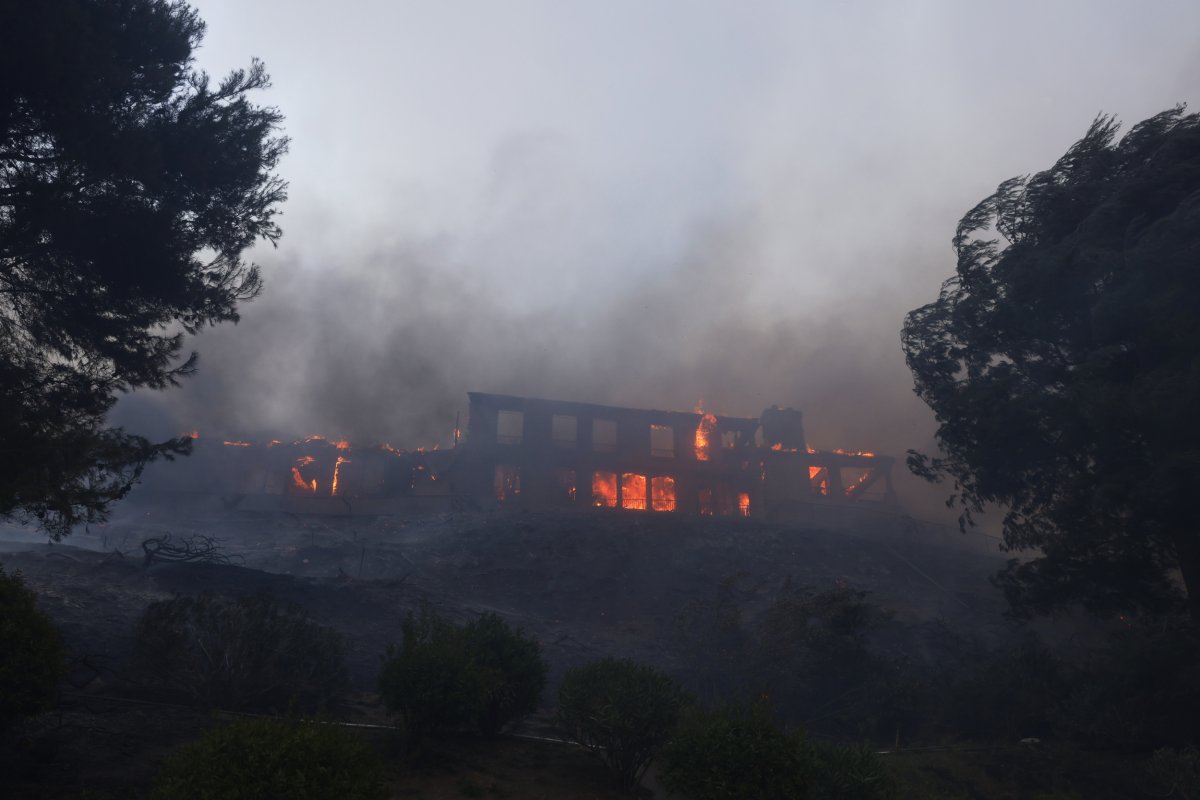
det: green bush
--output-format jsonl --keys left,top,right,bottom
{"left": 660, "top": 701, "right": 807, "bottom": 800}
{"left": 378, "top": 606, "right": 476, "bottom": 744}
{"left": 0, "top": 565, "right": 65, "bottom": 730}
{"left": 557, "top": 657, "right": 691, "bottom": 793}
{"left": 806, "top": 741, "right": 897, "bottom": 800}
{"left": 151, "top": 716, "right": 388, "bottom": 800}
{"left": 464, "top": 612, "right": 548, "bottom": 736}
{"left": 135, "top": 594, "right": 347, "bottom": 712}
{"left": 378, "top": 607, "right": 548, "bottom": 743}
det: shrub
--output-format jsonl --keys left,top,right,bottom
{"left": 0, "top": 566, "right": 65, "bottom": 730}
{"left": 463, "top": 612, "right": 548, "bottom": 736}
{"left": 660, "top": 701, "right": 807, "bottom": 800}
{"left": 135, "top": 594, "right": 347, "bottom": 712}
{"left": 378, "top": 606, "right": 475, "bottom": 744}
{"left": 557, "top": 657, "right": 691, "bottom": 793}
{"left": 805, "top": 741, "right": 897, "bottom": 800}
{"left": 378, "top": 607, "right": 549, "bottom": 743}
{"left": 151, "top": 716, "right": 388, "bottom": 800}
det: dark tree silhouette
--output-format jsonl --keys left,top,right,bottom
{"left": 0, "top": 0, "right": 287, "bottom": 538}
{"left": 903, "top": 107, "right": 1200, "bottom": 625}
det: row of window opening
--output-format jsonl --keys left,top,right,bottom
{"left": 496, "top": 411, "right": 736, "bottom": 456}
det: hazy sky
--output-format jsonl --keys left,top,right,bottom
{"left": 118, "top": 1, "right": 1200, "bottom": 518}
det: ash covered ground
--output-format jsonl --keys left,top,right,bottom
{"left": 0, "top": 499, "right": 1015, "bottom": 699}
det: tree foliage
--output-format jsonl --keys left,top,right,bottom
{"left": 902, "top": 107, "right": 1200, "bottom": 623}
{"left": 0, "top": 0, "right": 287, "bottom": 538}
{"left": 0, "top": 565, "right": 66, "bottom": 730}
{"left": 556, "top": 657, "right": 692, "bottom": 793}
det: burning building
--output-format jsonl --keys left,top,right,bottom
{"left": 457, "top": 392, "right": 896, "bottom": 518}
{"left": 146, "top": 392, "right": 896, "bottom": 519}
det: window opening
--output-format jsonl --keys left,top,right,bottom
{"left": 651, "top": 476, "right": 676, "bottom": 511}
{"left": 621, "top": 473, "right": 647, "bottom": 510}
{"left": 592, "top": 471, "right": 617, "bottom": 507}
{"left": 497, "top": 410, "right": 524, "bottom": 444}
{"left": 650, "top": 424, "right": 675, "bottom": 458}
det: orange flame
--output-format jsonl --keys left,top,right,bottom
{"left": 694, "top": 413, "right": 717, "bottom": 461}
{"left": 331, "top": 456, "right": 351, "bottom": 495}
{"left": 737, "top": 492, "right": 751, "bottom": 517}
{"left": 651, "top": 476, "right": 676, "bottom": 512}
{"left": 266, "top": 439, "right": 282, "bottom": 447}
{"left": 333, "top": 439, "right": 351, "bottom": 451}
{"left": 621, "top": 473, "right": 647, "bottom": 510}
{"left": 184, "top": 430, "right": 200, "bottom": 440}
{"left": 592, "top": 471, "right": 617, "bottom": 508}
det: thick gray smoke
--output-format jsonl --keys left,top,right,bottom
{"left": 110, "top": 0, "right": 1200, "bottom": 524}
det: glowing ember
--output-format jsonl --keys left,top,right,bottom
{"left": 222, "top": 440, "right": 251, "bottom": 447}
{"left": 651, "top": 476, "right": 676, "bottom": 511}
{"left": 266, "top": 439, "right": 282, "bottom": 447}
{"left": 699, "top": 488, "right": 714, "bottom": 516}
{"left": 184, "top": 430, "right": 200, "bottom": 439}
{"left": 621, "top": 473, "right": 647, "bottom": 510}
{"left": 331, "top": 456, "right": 351, "bottom": 495}
{"left": 737, "top": 492, "right": 751, "bottom": 517}
{"left": 833, "top": 448, "right": 875, "bottom": 457}
{"left": 694, "top": 413, "right": 717, "bottom": 461}
{"left": 333, "top": 439, "right": 351, "bottom": 451}
{"left": 592, "top": 471, "right": 617, "bottom": 508}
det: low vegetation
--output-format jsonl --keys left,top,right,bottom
{"left": 134, "top": 593, "right": 348, "bottom": 712}
{"left": 151, "top": 717, "right": 389, "bottom": 800}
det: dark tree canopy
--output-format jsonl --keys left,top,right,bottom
{"left": 903, "top": 107, "right": 1200, "bottom": 624}
{"left": 0, "top": 0, "right": 287, "bottom": 538}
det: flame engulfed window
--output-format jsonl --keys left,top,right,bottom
{"left": 651, "top": 476, "right": 676, "bottom": 511}
{"left": 694, "top": 414, "right": 717, "bottom": 461}
{"left": 592, "top": 471, "right": 617, "bottom": 507}
{"left": 621, "top": 473, "right": 647, "bottom": 510}
{"left": 494, "top": 464, "right": 520, "bottom": 501}
{"left": 809, "top": 466, "right": 829, "bottom": 496}
{"left": 737, "top": 492, "right": 751, "bottom": 517}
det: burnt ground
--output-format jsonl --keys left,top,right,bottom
{"left": 0, "top": 501, "right": 1030, "bottom": 797}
